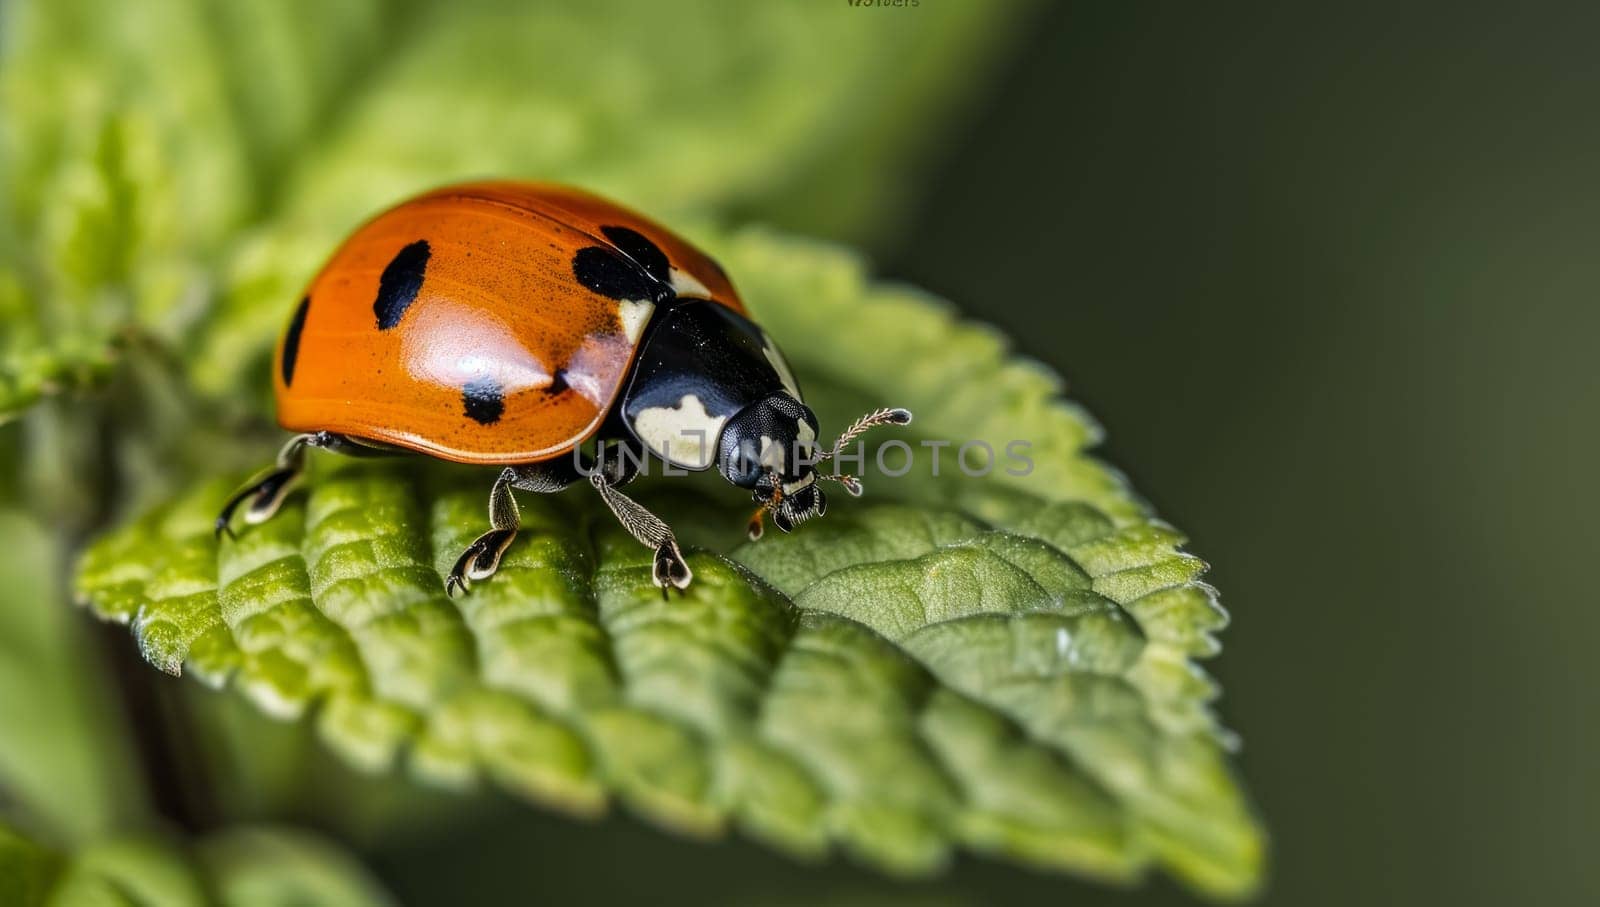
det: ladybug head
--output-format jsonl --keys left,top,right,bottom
{"left": 718, "top": 394, "right": 823, "bottom": 530}
{"left": 718, "top": 394, "right": 912, "bottom": 540}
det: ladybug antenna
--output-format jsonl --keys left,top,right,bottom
{"left": 818, "top": 408, "right": 913, "bottom": 461}
{"left": 817, "top": 472, "right": 865, "bottom": 497}
{"left": 815, "top": 407, "right": 912, "bottom": 497}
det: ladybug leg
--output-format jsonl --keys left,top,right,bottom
{"left": 217, "top": 432, "right": 391, "bottom": 539}
{"left": 588, "top": 471, "right": 692, "bottom": 594}
{"left": 445, "top": 468, "right": 523, "bottom": 597}
{"left": 444, "top": 461, "right": 583, "bottom": 596}
{"left": 215, "top": 432, "right": 325, "bottom": 539}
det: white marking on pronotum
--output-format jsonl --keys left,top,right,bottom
{"left": 670, "top": 268, "right": 712, "bottom": 299}
{"left": 762, "top": 336, "right": 802, "bottom": 399}
{"left": 782, "top": 473, "right": 816, "bottom": 495}
{"left": 618, "top": 299, "right": 654, "bottom": 344}
{"left": 634, "top": 394, "right": 726, "bottom": 469}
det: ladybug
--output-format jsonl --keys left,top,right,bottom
{"left": 216, "top": 182, "right": 910, "bottom": 595}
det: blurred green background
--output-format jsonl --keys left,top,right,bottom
{"left": 892, "top": 4, "right": 1594, "bottom": 904}
{"left": 2, "top": 1, "right": 1592, "bottom": 904}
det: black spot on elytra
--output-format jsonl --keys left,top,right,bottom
{"left": 462, "top": 377, "right": 504, "bottom": 425}
{"left": 601, "top": 225, "right": 671, "bottom": 284}
{"left": 545, "top": 370, "right": 569, "bottom": 395}
{"left": 573, "top": 247, "right": 671, "bottom": 304}
{"left": 281, "top": 296, "right": 310, "bottom": 386}
{"left": 374, "top": 240, "right": 430, "bottom": 330}
{"left": 572, "top": 226, "right": 676, "bottom": 304}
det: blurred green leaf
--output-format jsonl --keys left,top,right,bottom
{"left": 0, "top": 824, "right": 59, "bottom": 907}
{"left": 192, "top": 827, "right": 398, "bottom": 907}
{"left": 77, "top": 230, "right": 1262, "bottom": 897}
{"left": 0, "top": 0, "right": 1027, "bottom": 419}
{"left": 0, "top": 0, "right": 258, "bottom": 420}
{"left": 0, "top": 510, "right": 144, "bottom": 843}
{"left": 0, "top": 821, "right": 394, "bottom": 907}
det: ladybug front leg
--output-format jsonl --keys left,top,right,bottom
{"left": 587, "top": 471, "right": 692, "bottom": 594}
{"left": 445, "top": 468, "right": 523, "bottom": 597}
{"left": 217, "top": 432, "right": 393, "bottom": 539}
{"left": 215, "top": 432, "right": 324, "bottom": 538}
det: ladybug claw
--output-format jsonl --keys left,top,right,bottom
{"left": 214, "top": 485, "right": 259, "bottom": 541}
{"left": 446, "top": 528, "right": 516, "bottom": 596}
{"left": 651, "top": 542, "right": 692, "bottom": 592}
{"left": 216, "top": 466, "right": 302, "bottom": 541}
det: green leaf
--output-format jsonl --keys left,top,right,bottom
{"left": 0, "top": 822, "right": 394, "bottom": 907}
{"left": 0, "top": 0, "right": 1027, "bottom": 419}
{"left": 77, "top": 229, "right": 1263, "bottom": 897}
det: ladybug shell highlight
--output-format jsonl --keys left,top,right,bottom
{"left": 274, "top": 182, "right": 744, "bottom": 464}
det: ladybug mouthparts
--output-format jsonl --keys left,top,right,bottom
{"left": 771, "top": 475, "right": 827, "bottom": 532}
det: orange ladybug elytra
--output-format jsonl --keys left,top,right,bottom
{"left": 217, "top": 182, "right": 910, "bottom": 595}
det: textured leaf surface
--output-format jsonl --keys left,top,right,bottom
{"left": 78, "top": 230, "right": 1263, "bottom": 896}
{"left": 0, "top": 822, "right": 393, "bottom": 907}
{"left": 0, "top": 0, "right": 1023, "bottom": 419}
